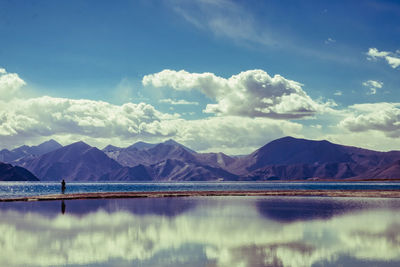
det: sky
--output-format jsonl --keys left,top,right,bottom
{"left": 0, "top": 0, "right": 399, "bottom": 154}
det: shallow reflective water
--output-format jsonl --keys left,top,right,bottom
{"left": 0, "top": 196, "right": 399, "bottom": 267}
{"left": 1, "top": 181, "right": 400, "bottom": 198}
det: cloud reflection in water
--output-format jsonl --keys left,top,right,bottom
{"left": 0, "top": 197, "right": 399, "bottom": 267}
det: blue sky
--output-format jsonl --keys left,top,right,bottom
{"left": 0, "top": 0, "right": 399, "bottom": 153}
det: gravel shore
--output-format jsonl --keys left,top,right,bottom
{"left": 1, "top": 189, "right": 399, "bottom": 202}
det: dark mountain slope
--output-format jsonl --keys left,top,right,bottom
{"left": 0, "top": 139, "right": 62, "bottom": 163}
{"left": 194, "top": 152, "right": 236, "bottom": 169}
{"left": 10, "top": 136, "right": 400, "bottom": 181}
{"left": 149, "top": 159, "right": 238, "bottom": 181}
{"left": 19, "top": 141, "right": 122, "bottom": 181}
{"left": 103, "top": 139, "right": 197, "bottom": 167}
{"left": 100, "top": 164, "right": 153, "bottom": 181}
{"left": 0, "top": 162, "right": 39, "bottom": 181}
{"left": 352, "top": 160, "right": 400, "bottom": 180}
{"left": 247, "top": 137, "right": 353, "bottom": 170}
{"left": 228, "top": 136, "right": 400, "bottom": 180}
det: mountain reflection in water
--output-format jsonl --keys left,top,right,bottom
{"left": 0, "top": 196, "right": 399, "bottom": 267}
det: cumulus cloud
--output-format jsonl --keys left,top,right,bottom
{"left": 0, "top": 67, "right": 26, "bottom": 101}
{"left": 0, "top": 68, "right": 302, "bottom": 153}
{"left": 0, "top": 95, "right": 302, "bottom": 153}
{"left": 0, "top": 96, "right": 179, "bottom": 145}
{"left": 339, "top": 103, "right": 400, "bottom": 138}
{"left": 362, "top": 80, "right": 383, "bottom": 95}
{"left": 159, "top": 98, "right": 199, "bottom": 105}
{"left": 367, "top": 48, "right": 400, "bottom": 69}
{"left": 168, "top": 116, "right": 302, "bottom": 154}
{"left": 143, "top": 69, "right": 333, "bottom": 119}
{"left": 3, "top": 66, "right": 400, "bottom": 153}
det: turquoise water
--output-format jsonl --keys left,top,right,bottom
{"left": 0, "top": 181, "right": 400, "bottom": 198}
{"left": 0, "top": 196, "right": 399, "bottom": 266}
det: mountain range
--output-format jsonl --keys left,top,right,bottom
{"left": 1, "top": 136, "right": 400, "bottom": 181}
{"left": 0, "top": 139, "right": 62, "bottom": 163}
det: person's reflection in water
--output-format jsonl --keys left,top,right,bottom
{"left": 61, "top": 179, "right": 66, "bottom": 194}
{"left": 61, "top": 200, "right": 66, "bottom": 214}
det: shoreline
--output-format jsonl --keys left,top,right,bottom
{"left": 1, "top": 189, "right": 399, "bottom": 202}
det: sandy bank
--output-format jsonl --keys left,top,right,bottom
{"left": 0, "top": 189, "right": 399, "bottom": 202}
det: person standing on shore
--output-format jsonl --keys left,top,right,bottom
{"left": 61, "top": 179, "right": 66, "bottom": 194}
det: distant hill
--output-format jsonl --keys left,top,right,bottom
{"left": 351, "top": 160, "right": 400, "bottom": 180}
{"left": 228, "top": 137, "right": 400, "bottom": 180}
{"left": 194, "top": 152, "right": 237, "bottom": 171}
{"left": 249, "top": 137, "right": 353, "bottom": 168}
{"left": 103, "top": 139, "right": 197, "bottom": 167}
{"left": 100, "top": 164, "right": 153, "bottom": 181}
{"left": 17, "top": 140, "right": 238, "bottom": 181}
{"left": 148, "top": 158, "right": 238, "bottom": 181}
{"left": 19, "top": 141, "right": 122, "bottom": 181}
{"left": 0, "top": 139, "right": 62, "bottom": 163}
{"left": 0, "top": 162, "right": 39, "bottom": 181}
{"left": 11, "top": 136, "right": 400, "bottom": 181}
{"left": 128, "top": 141, "right": 157, "bottom": 150}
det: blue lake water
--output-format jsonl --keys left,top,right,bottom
{"left": 0, "top": 181, "right": 400, "bottom": 199}
{"left": 0, "top": 196, "right": 399, "bottom": 266}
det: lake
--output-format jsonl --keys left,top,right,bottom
{"left": 1, "top": 181, "right": 400, "bottom": 199}
{"left": 0, "top": 196, "right": 399, "bottom": 266}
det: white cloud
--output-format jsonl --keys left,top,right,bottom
{"left": 0, "top": 96, "right": 180, "bottom": 147}
{"left": 362, "top": 80, "right": 383, "bottom": 89}
{"left": 362, "top": 80, "right": 383, "bottom": 95}
{"left": 0, "top": 68, "right": 303, "bottom": 153}
{"left": 338, "top": 103, "right": 400, "bottom": 138}
{"left": 324, "top": 130, "right": 400, "bottom": 152}
{"left": 0, "top": 67, "right": 26, "bottom": 101}
{"left": 169, "top": 116, "right": 302, "bottom": 154}
{"left": 334, "top": 91, "right": 342, "bottom": 96}
{"left": 311, "top": 124, "right": 322, "bottom": 129}
{"left": 3, "top": 66, "right": 400, "bottom": 153}
{"left": 0, "top": 95, "right": 303, "bottom": 154}
{"left": 143, "top": 69, "right": 333, "bottom": 119}
{"left": 367, "top": 48, "right": 390, "bottom": 58}
{"left": 385, "top": 56, "right": 400, "bottom": 68}
{"left": 159, "top": 98, "right": 199, "bottom": 105}
{"left": 368, "top": 88, "right": 377, "bottom": 95}
{"left": 367, "top": 48, "right": 400, "bottom": 69}
{"left": 324, "top": 38, "right": 336, "bottom": 45}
